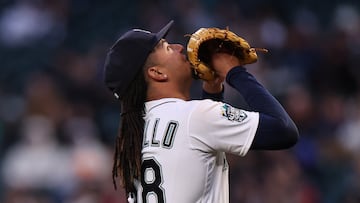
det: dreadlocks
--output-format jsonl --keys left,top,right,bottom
{"left": 112, "top": 69, "right": 147, "bottom": 194}
{"left": 112, "top": 55, "right": 156, "bottom": 194}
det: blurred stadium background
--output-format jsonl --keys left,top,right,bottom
{"left": 0, "top": 0, "right": 360, "bottom": 202}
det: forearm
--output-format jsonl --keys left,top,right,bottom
{"left": 226, "top": 66, "right": 286, "bottom": 117}
{"left": 226, "top": 66, "right": 298, "bottom": 149}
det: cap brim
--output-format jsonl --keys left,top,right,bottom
{"left": 156, "top": 20, "right": 174, "bottom": 41}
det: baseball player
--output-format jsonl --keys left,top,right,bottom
{"left": 103, "top": 20, "right": 298, "bottom": 203}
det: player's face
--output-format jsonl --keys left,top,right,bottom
{"left": 153, "top": 39, "right": 192, "bottom": 83}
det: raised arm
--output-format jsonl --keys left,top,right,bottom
{"left": 212, "top": 53, "right": 299, "bottom": 150}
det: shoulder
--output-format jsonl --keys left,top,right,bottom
{"left": 185, "top": 99, "right": 222, "bottom": 113}
{"left": 190, "top": 99, "right": 259, "bottom": 125}
{"left": 187, "top": 99, "right": 219, "bottom": 107}
{"left": 188, "top": 99, "right": 225, "bottom": 120}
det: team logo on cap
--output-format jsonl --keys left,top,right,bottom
{"left": 221, "top": 104, "right": 247, "bottom": 122}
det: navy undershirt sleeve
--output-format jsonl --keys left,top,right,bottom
{"left": 226, "top": 66, "right": 299, "bottom": 150}
{"left": 201, "top": 85, "right": 224, "bottom": 101}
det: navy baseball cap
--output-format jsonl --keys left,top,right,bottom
{"left": 104, "top": 20, "right": 174, "bottom": 99}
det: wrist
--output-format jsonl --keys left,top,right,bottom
{"left": 202, "top": 82, "right": 224, "bottom": 94}
{"left": 225, "top": 66, "right": 247, "bottom": 84}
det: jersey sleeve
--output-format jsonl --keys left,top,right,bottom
{"left": 188, "top": 100, "right": 259, "bottom": 156}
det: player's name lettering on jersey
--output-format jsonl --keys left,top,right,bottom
{"left": 143, "top": 118, "right": 179, "bottom": 149}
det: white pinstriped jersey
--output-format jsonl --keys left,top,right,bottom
{"left": 135, "top": 98, "right": 259, "bottom": 203}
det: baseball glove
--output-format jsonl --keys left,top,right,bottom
{"left": 186, "top": 27, "right": 268, "bottom": 81}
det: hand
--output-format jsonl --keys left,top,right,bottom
{"left": 202, "top": 75, "right": 224, "bottom": 94}
{"left": 211, "top": 53, "right": 241, "bottom": 79}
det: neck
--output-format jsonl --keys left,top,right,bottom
{"left": 147, "top": 91, "right": 190, "bottom": 101}
{"left": 147, "top": 84, "right": 190, "bottom": 101}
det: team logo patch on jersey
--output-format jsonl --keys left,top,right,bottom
{"left": 221, "top": 104, "right": 247, "bottom": 122}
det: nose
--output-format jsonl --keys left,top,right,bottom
{"left": 171, "top": 44, "right": 184, "bottom": 52}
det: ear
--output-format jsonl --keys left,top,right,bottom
{"left": 147, "top": 67, "right": 168, "bottom": 82}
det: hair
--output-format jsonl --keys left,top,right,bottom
{"left": 112, "top": 54, "right": 156, "bottom": 195}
